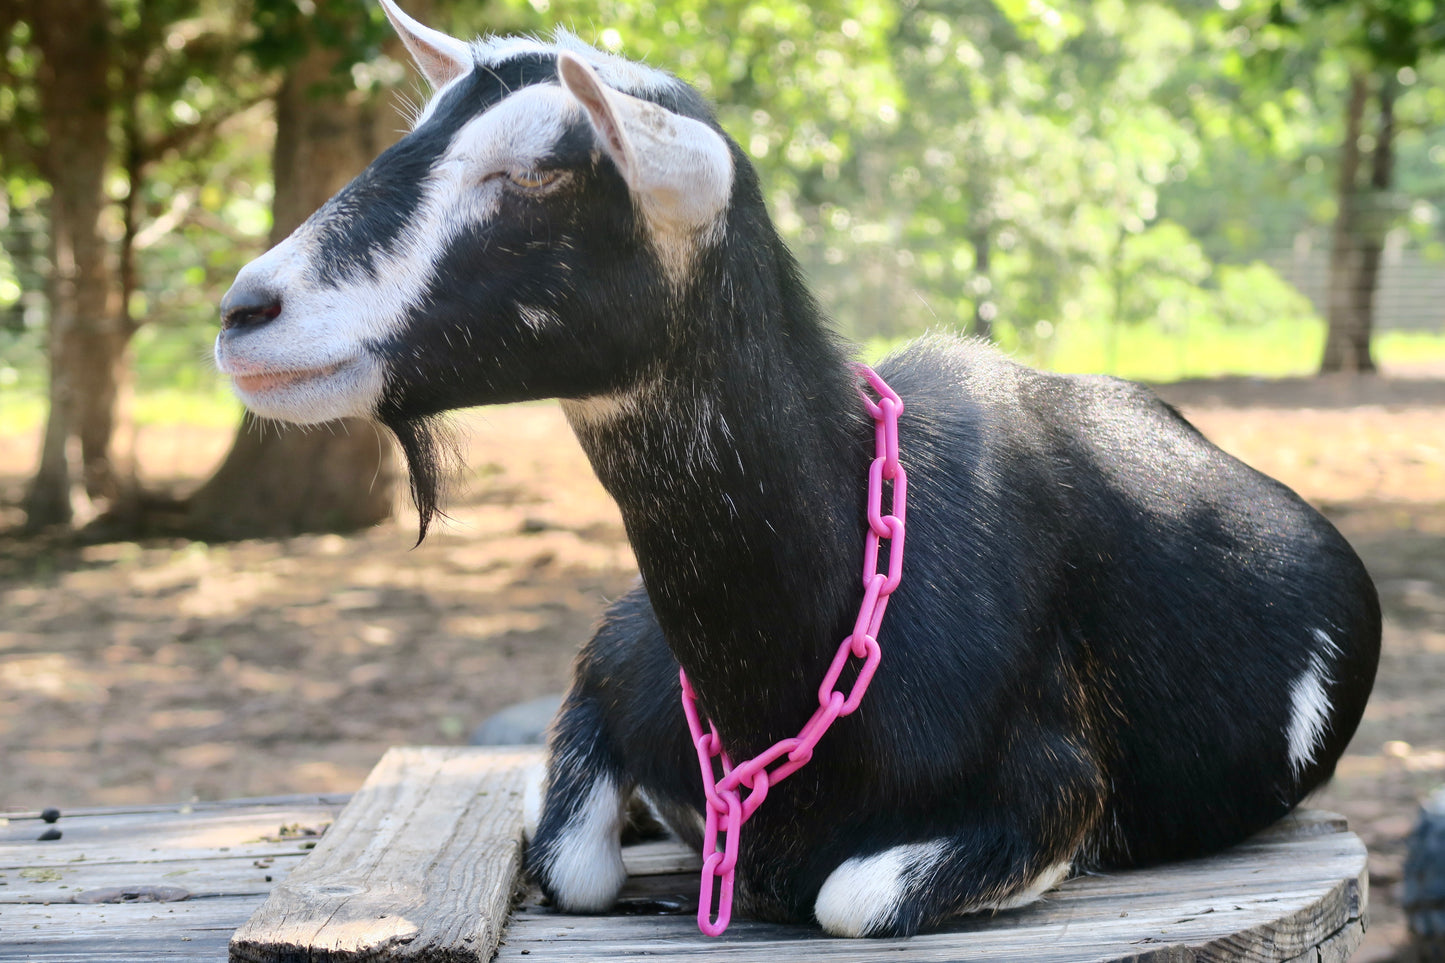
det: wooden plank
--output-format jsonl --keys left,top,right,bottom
{"left": 0, "top": 850, "right": 310, "bottom": 904}
{"left": 0, "top": 792, "right": 352, "bottom": 822}
{"left": 0, "top": 801, "right": 342, "bottom": 869}
{"left": 0, "top": 761, "right": 1368, "bottom": 963}
{"left": 229, "top": 746, "right": 541, "bottom": 963}
{"left": 621, "top": 838, "right": 701, "bottom": 877}
{"left": 494, "top": 809, "right": 1366, "bottom": 963}
{"left": 0, "top": 797, "right": 349, "bottom": 962}
{"left": 1280, "top": 916, "right": 1367, "bottom": 963}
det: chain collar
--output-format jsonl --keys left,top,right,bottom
{"left": 679, "top": 363, "right": 908, "bottom": 936}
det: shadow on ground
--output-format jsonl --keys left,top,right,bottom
{"left": 2, "top": 377, "right": 1443, "bottom": 961}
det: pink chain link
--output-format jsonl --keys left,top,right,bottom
{"left": 679, "top": 363, "right": 907, "bottom": 937}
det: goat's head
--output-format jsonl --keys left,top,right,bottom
{"left": 215, "top": 0, "right": 737, "bottom": 531}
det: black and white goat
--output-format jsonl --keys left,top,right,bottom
{"left": 216, "top": 1, "right": 1381, "bottom": 938}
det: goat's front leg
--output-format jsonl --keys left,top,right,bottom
{"left": 526, "top": 689, "right": 632, "bottom": 911}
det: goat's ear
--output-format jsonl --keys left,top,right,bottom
{"left": 557, "top": 52, "right": 733, "bottom": 232}
{"left": 378, "top": 0, "right": 472, "bottom": 89}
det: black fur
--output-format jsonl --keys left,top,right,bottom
{"left": 266, "top": 42, "right": 1382, "bottom": 936}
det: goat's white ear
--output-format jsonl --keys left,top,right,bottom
{"left": 378, "top": 0, "right": 472, "bottom": 89}
{"left": 557, "top": 52, "right": 733, "bottom": 232}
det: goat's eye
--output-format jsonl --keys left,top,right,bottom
{"left": 508, "top": 168, "right": 561, "bottom": 190}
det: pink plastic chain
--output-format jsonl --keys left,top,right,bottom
{"left": 679, "top": 363, "right": 907, "bottom": 937}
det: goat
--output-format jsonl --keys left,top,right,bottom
{"left": 215, "top": 1, "right": 1381, "bottom": 938}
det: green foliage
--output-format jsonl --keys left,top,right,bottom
{"left": 248, "top": 0, "right": 394, "bottom": 80}
{"left": 1284, "top": 0, "right": 1445, "bottom": 68}
{"left": 1215, "top": 261, "right": 1320, "bottom": 328}
{"left": 3, "top": 0, "right": 1443, "bottom": 412}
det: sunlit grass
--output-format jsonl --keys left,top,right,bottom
{"left": 0, "top": 394, "right": 46, "bottom": 434}
{"left": 867, "top": 317, "right": 1445, "bottom": 383}
{"left": 0, "top": 384, "right": 241, "bottom": 435}
{"left": 132, "top": 386, "right": 243, "bottom": 428}
{"left": 1016, "top": 316, "right": 1327, "bottom": 381}
{"left": 1377, "top": 330, "right": 1445, "bottom": 368}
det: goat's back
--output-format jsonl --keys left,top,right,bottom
{"left": 869, "top": 337, "right": 1380, "bottom": 866}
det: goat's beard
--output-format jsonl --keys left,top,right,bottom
{"left": 382, "top": 413, "right": 460, "bottom": 544}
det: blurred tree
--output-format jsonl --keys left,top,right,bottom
{"left": 11, "top": 0, "right": 117, "bottom": 529}
{"left": 177, "top": 1, "right": 412, "bottom": 539}
{"left": 6, "top": 0, "right": 273, "bottom": 530}
{"left": 1264, "top": 0, "right": 1445, "bottom": 372}
{"left": 4, "top": 0, "right": 443, "bottom": 538}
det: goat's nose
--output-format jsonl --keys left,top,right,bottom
{"left": 220, "top": 283, "right": 282, "bottom": 332}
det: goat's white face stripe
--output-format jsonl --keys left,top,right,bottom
{"left": 217, "top": 84, "right": 575, "bottom": 422}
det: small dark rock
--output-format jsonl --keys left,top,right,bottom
{"left": 40, "top": 807, "right": 60, "bottom": 823}
{"left": 74, "top": 885, "right": 189, "bottom": 904}
{"left": 37, "top": 828, "right": 61, "bottom": 841}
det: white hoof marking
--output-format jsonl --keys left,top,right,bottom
{"left": 814, "top": 840, "right": 946, "bottom": 937}
{"left": 545, "top": 777, "right": 628, "bottom": 912}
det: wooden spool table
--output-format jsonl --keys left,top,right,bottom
{"left": 0, "top": 747, "right": 1367, "bottom": 962}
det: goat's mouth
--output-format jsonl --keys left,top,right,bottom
{"left": 216, "top": 351, "right": 386, "bottom": 426}
{"left": 227, "top": 361, "right": 352, "bottom": 396}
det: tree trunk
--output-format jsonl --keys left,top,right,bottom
{"left": 179, "top": 45, "right": 401, "bottom": 540}
{"left": 1348, "top": 75, "right": 1395, "bottom": 372}
{"left": 22, "top": 0, "right": 131, "bottom": 530}
{"left": 971, "top": 223, "right": 993, "bottom": 342}
{"left": 1320, "top": 71, "right": 1375, "bottom": 375}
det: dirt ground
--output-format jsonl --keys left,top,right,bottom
{"left": 2, "top": 369, "right": 1443, "bottom": 961}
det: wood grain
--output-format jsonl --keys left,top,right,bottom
{"left": 1, "top": 796, "right": 348, "bottom": 960}
{"left": 228, "top": 746, "right": 542, "bottom": 963}
{"left": 0, "top": 749, "right": 1368, "bottom": 963}
{"left": 494, "top": 809, "right": 1366, "bottom": 963}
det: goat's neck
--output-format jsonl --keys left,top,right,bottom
{"left": 565, "top": 317, "right": 870, "bottom": 751}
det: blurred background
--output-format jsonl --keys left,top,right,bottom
{"left": 1, "top": 0, "right": 1444, "bottom": 959}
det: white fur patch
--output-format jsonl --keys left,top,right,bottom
{"left": 814, "top": 840, "right": 947, "bottom": 937}
{"left": 817, "top": 845, "right": 1072, "bottom": 935}
{"left": 544, "top": 776, "right": 628, "bottom": 912}
{"left": 1286, "top": 629, "right": 1340, "bottom": 777}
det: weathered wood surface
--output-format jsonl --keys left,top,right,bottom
{"left": 497, "top": 803, "right": 1364, "bottom": 954}
{"left": 494, "top": 809, "right": 1367, "bottom": 963}
{"left": 1, "top": 795, "right": 348, "bottom": 961}
{"left": 229, "top": 746, "right": 540, "bottom": 963}
{"left": 1, "top": 747, "right": 1367, "bottom": 963}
